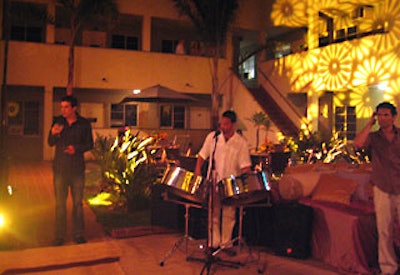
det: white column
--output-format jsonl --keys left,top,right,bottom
{"left": 46, "top": 0, "right": 56, "bottom": 44}
{"left": 142, "top": 15, "right": 151, "bottom": 52}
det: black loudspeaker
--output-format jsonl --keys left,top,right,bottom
{"left": 272, "top": 202, "right": 313, "bottom": 259}
{"left": 243, "top": 206, "right": 275, "bottom": 247}
{"left": 188, "top": 207, "right": 208, "bottom": 239}
{"left": 151, "top": 184, "right": 185, "bottom": 230}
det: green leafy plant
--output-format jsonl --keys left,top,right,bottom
{"left": 281, "top": 129, "right": 366, "bottom": 164}
{"left": 91, "top": 128, "right": 159, "bottom": 212}
{"left": 247, "top": 111, "right": 271, "bottom": 152}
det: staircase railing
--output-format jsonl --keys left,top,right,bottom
{"left": 257, "top": 69, "right": 310, "bottom": 131}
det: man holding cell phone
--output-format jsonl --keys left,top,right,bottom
{"left": 48, "top": 95, "right": 93, "bottom": 246}
{"left": 354, "top": 102, "right": 400, "bottom": 275}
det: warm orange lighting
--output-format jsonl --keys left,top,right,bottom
{"left": 271, "top": 0, "right": 307, "bottom": 27}
{"left": 269, "top": 0, "right": 400, "bottom": 131}
{"left": 318, "top": 44, "right": 352, "bottom": 90}
{"left": 88, "top": 192, "right": 113, "bottom": 206}
{"left": 369, "top": 1, "right": 400, "bottom": 50}
{"left": 348, "top": 86, "right": 374, "bottom": 119}
{"left": 353, "top": 57, "right": 391, "bottom": 87}
{"left": 0, "top": 212, "right": 6, "bottom": 228}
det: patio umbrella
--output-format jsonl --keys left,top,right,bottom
{"left": 120, "top": 84, "right": 197, "bottom": 104}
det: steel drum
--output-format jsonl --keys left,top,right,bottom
{"left": 160, "top": 166, "right": 205, "bottom": 203}
{"left": 218, "top": 171, "right": 271, "bottom": 205}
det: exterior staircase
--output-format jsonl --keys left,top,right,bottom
{"left": 248, "top": 86, "right": 300, "bottom": 137}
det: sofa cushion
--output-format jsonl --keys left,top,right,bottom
{"left": 278, "top": 175, "right": 303, "bottom": 200}
{"left": 335, "top": 170, "right": 372, "bottom": 202}
{"left": 312, "top": 173, "right": 358, "bottom": 205}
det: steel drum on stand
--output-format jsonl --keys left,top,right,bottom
{"left": 160, "top": 166, "right": 205, "bottom": 204}
{"left": 218, "top": 171, "right": 271, "bottom": 206}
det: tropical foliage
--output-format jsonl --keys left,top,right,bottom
{"left": 281, "top": 129, "right": 366, "bottom": 165}
{"left": 91, "top": 128, "right": 160, "bottom": 211}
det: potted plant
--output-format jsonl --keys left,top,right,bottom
{"left": 247, "top": 111, "right": 271, "bottom": 153}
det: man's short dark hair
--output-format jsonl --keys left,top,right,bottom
{"left": 61, "top": 95, "right": 78, "bottom": 107}
{"left": 376, "top": 102, "right": 397, "bottom": 116}
{"left": 222, "top": 110, "right": 237, "bottom": 123}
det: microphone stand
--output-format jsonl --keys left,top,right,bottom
{"left": 201, "top": 131, "right": 219, "bottom": 274}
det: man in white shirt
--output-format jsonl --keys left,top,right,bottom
{"left": 195, "top": 110, "right": 251, "bottom": 253}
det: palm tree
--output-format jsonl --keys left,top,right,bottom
{"left": 171, "top": 0, "right": 239, "bottom": 129}
{"left": 56, "top": 0, "right": 118, "bottom": 95}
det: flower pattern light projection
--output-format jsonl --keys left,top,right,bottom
{"left": 386, "top": 77, "right": 400, "bottom": 108}
{"left": 352, "top": 56, "right": 391, "bottom": 87}
{"left": 271, "top": 0, "right": 307, "bottom": 27}
{"left": 318, "top": 43, "right": 353, "bottom": 90}
{"left": 348, "top": 86, "right": 376, "bottom": 119}
{"left": 267, "top": 0, "right": 400, "bottom": 122}
{"left": 346, "top": 37, "right": 376, "bottom": 61}
{"left": 367, "top": 0, "right": 400, "bottom": 52}
{"left": 285, "top": 50, "right": 319, "bottom": 91}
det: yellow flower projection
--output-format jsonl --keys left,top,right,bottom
{"left": 285, "top": 50, "right": 319, "bottom": 91}
{"left": 268, "top": 0, "right": 400, "bottom": 131}
{"left": 367, "top": 0, "right": 400, "bottom": 52}
{"left": 352, "top": 56, "right": 391, "bottom": 87}
{"left": 383, "top": 76, "right": 400, "bottom": 105}
{"left": 348, "top": 86, "right": 375, "bottom": 118}
{"left": 381, "top": 50, "right": 400, "bottom": 75}
{"left": 333, "top": 91, "right": 348, "bottom": 107}
{"left": 271, "top": 0, "right": 307, "bottom": 27}
{"left": 346, "top": 37, "right": 375, "bottom": 61}
{"left": 317, "top": 43, "right": 353, "bottom": 90}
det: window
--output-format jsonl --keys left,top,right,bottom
{"left": 111, "top": 35, "right": 139, "bottom": 50}
{"left": 335, "top": 106, "right": 356, "bottom": 140}
{"left": 9, "top": 2, "right": 45, "bottom": 43}
{"left": 111, "top": 104, "right": 137, "bottom": 127}
{"left": 7, "top": 101, "right": 39, "bottom": 135}
{"left": 160, "top": 105, "right": 185, "bottom": 129}
{"left": 161, "top": 39, "right": 179, "bottom": 53}
{"left": 11, "top": 25, "right": 43, "bottom": 42}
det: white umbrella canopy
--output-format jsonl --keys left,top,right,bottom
{"left": 120, "top": 84, "right": 197, "bottom": 103}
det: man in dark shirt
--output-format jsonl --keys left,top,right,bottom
{"left": 354, "top": 102, "right": 400, "bottom": 275}
{"left": 48, "top": 95, "right": 93, "bottom": 246}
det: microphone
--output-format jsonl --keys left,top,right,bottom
{"left": 214, "top": 130, "right": 221, "bottom": 139}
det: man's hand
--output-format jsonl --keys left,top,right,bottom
{"left": 369, "top": 112, "right": 377, "bottom": 127}
{"left": 63, "top": 145, "right": 75, "bottom": 155}
{"left": 51, "top": 123, "right": 64, "bottom": 135}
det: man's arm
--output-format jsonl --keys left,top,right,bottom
{"left": 48, "top": 122, "right": 64, "bottom": 147}
{"left": 353, "top": 113, "right": 376, "bottom": 149}
{"left": 194, "top": 156, "right": 205, "bottom": 176}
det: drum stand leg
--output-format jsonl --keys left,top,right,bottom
{"left": 160, "top": 202, "right": 198, "bottom": 266}
{"left": 186, "top": 182, "right": 243, "bottom": 275}
{"left": 208, "top": 205, "right": 267, "bottom": 274}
